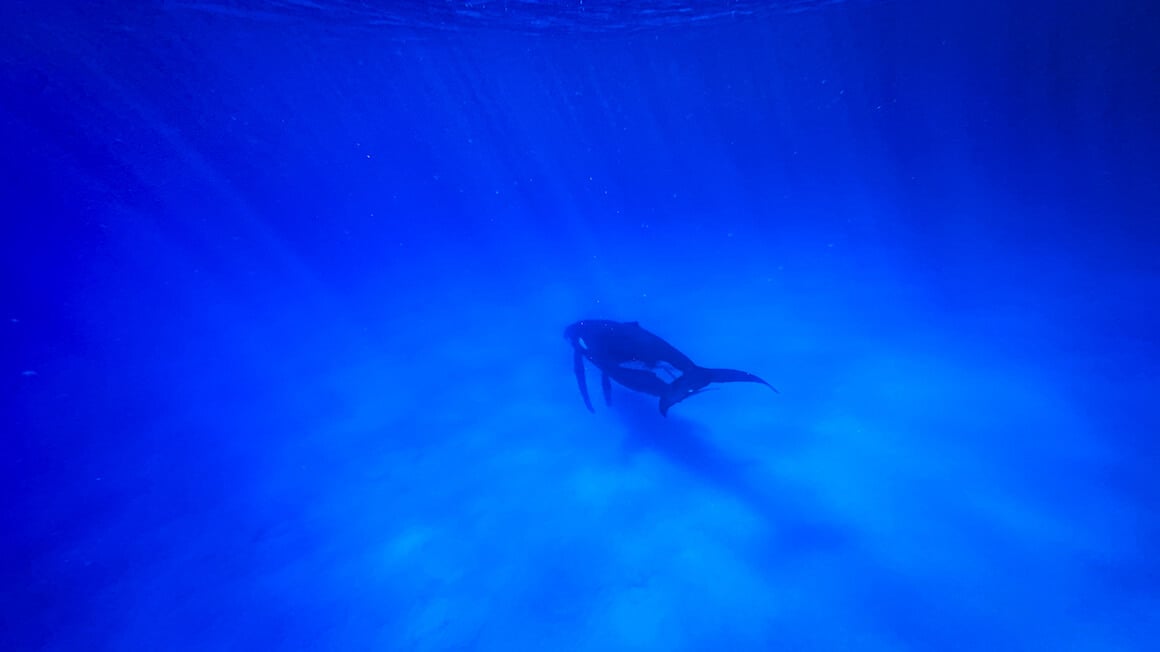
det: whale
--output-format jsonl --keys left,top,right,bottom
{"left": 564, "top": 319, "right": 778, "bottom": 416}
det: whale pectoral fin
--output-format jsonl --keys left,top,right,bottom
{"left": 574, "top": 349, "right": 595, "bottom": 412}
{"left": 707, "top": 368, "right": 779, "bottom": 393}
{"left": 601, "top": 372, "right": 612, "bottom": 406}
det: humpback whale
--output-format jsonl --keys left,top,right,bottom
{"left": 564, "top": 319, "right": 778, "bottom": 416}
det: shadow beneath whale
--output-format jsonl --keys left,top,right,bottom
{"left": 612, "top": 391, "right": 849, "bottom": 557}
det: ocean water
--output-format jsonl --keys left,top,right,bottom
{"left": 3, "top": 1, "right": 1158, "bottom": 650}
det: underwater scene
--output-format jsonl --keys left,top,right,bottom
{"left": 3, "top": 0, "right": 1158, "bottom": 650}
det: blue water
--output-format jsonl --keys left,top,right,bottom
{"left": 4, "top": 1, "right": 1158, "bottom": 650}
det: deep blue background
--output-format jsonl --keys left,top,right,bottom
{"left": 3, "top": 1, "right": 1158, "bottom": 650}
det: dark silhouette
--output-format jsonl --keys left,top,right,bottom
{"left": 564, "top": 319, "right": 778, "bottom": 416}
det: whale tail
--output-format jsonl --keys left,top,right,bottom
{"left": 658, "top": 367, "right": 779, "bottom": 416}
{"left": 704, "top": 367, "right": 779, "bottom": 393}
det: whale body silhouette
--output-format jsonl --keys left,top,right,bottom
{"left": 564, "top": 319, "right": 778, "bottom": 416}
